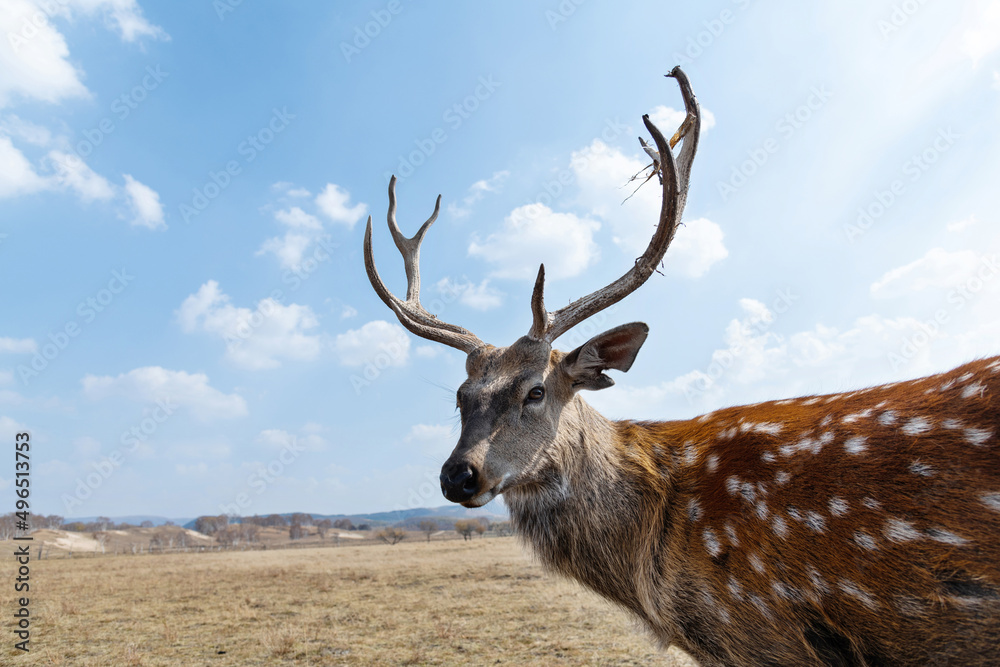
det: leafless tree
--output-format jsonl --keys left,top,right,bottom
{"left": 376, "top": 527, "right": 407, "bottom": 545}
{"left": 418, "top": 519, "right": 438, "bottom": 542}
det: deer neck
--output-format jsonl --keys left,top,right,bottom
{"left": 504, "top": 396, "right": 681, "bottom": 616}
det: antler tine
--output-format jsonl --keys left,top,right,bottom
{"left": 363, "top": 177, "right": 485, "bottom": 354}
{"left": 529, "top": 66, "right": 700, "bottom": 344}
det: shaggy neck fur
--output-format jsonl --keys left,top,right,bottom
{"left": 503, "top": 395, "right": 683, "bottom": 635}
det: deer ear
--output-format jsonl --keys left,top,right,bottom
{"left": 561, "top": 322, "right": 649, "bottom": 391}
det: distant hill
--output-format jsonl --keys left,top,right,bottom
{"left": 71, "top": 515, "right": 195, "bottom": 528}
{"left": 176, "top": 505, "right": 507, "bottom": 530}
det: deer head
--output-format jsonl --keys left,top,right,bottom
{"left": 364, "top": 67, "right": 701, "bottom": 508}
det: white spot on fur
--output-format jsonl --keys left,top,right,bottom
{"left": 682, "top": 440, "right": 698, "bottom": 466}
{"left": 772, "top": 582, "right": 799, "bottom": 600}
{"left": 820, "top": 415, "right": 833, "bottom": 427}
{"left": 753, "top": 422, "right": 784, "bottom": 436}
{"left": 902, "top": 417, "right": 933, "bottom": 436}
{"left": 697, "top": 411, "right": 715, "bottom": 423}
{"left": 909, "top": 460, "right": 935, "bottom": 477}
{"left": 877, "top": 410, "right": 898, "bottom": 426}
{"left": 842, "top": 410, "right": 872, "bottom": 423}
{"left": 687, "top": 498, "right": 702, "bottom": 522}
{"left": 926, "top": 527, "right": 969, "bottom": 546}
{"left": 780, "top": 433, "right": 822, "bottom": 457}
{"left": 884, "top": 518, "right": 922, "bottom": 542}
{"left": 853, "top": 531, "right": 877, "bottom": 550}
{"left": 862, "top": 497, "right": 882, "bottom": 510}
{"left": 804, "top": 512, "right": 826, "bottom": 533}
{"left": 727, "top": 576, "right": 743, "bottom": 600}
{"left": 895, "top": 595, "right": 925, "bottom": 617}
{"left": 739, "top": 482, "right": 757, "bottom": 504}
{"left": 965, "top": 427, "right": 993, "bottom": 447}
{"left": 774, "top": 399, "right": 796, "bottom": 406}
{"left": 724, "top": 522, "right": 739, "bottom": 547}
{"left": 754, "top": 500, "right": 770, "bottom": 521}
{"left": 838, "top": 579, "right": 879, "bottom": 610}
{"left": 845, "top": 435, "right": 868, "bottom": 455}
{"left": 726, "top": 476, "right": 740, "bottom": 496}
{"left": 819, "top": 430, "right": 835, "bottom": 445}
{"left": 705, "top": 454, "right": 718, "bottom": 474}
{"left": 761, "top": 451, "right": 776, "bottom": 464}
{"left": 823, "top": 394, "right": 844, "bottom": 404}
{"left": 775, "top": 470, "right": 790, "bottom": 486}
{"left": 787, "top": 506, "right": 802, "bottom": 522}
{"left": 718, "top": 427, "right": 737, "bottom": 441}
{"left": 957, "top": 372, "right": 974, "bottom": 383}
{"left": 807, "top": 565, "right": 829, "bottom": 595}
{"left": 749, "top": 594, "right": 772, "bottom": 618}
{"left": 749, "top": 553, "right": 765, "bottom": 574}
{"left": 801, "top": 397, "right": 821, "bottom": 405}
{"left": 772, "top": 515, "right": 789, "bottom": 538}
{"left": 942, "top": 419, "right": 964, "bottom": 430}
{"left": 703, "top": 527, "right": 722, "bottom": 557}
{"left": 981, "top": 493, "right": 1000, "bottom": 512}
{"left": 829, "top": 497, "right": 849, "bottom": 517}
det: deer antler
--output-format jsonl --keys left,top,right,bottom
{"left": 528, "top": 66, "right": 701, "bottom": 343}
{"left": 364, "top": 176, "right": 485, "bottom": 353}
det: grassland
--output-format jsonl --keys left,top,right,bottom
{"left": 1, "top": 536, "right": 698, "bottom": 666}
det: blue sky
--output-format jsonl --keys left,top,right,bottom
{"left": 1, "top": 1, "right": 998, "bottom": 519}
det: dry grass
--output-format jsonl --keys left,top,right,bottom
{"left": 0, "top": 537, "right": 698, "bottom": 666}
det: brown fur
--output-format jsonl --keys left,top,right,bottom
{"left": 450, "top": 343, "right": 1000, "bottom": 666}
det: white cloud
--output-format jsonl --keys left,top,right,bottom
{"left": 274, "top": 206, "right": 322, "bottom": 231}
{"left": 947, "top": 215, "right": 978, "bottom": 233}
{"left": 436, "top": 277, "right": 504, "bottom": 311}
{"left": 0, "top": 416, "right": 28, "bottom": 442}
{"left": 871, "top": 248, "right": 981, "bottom": 299}
{"left": 82, "top": 366, "right": 248, "bottom": 421}
{"left": 447, "top": 170, "right": 509, "bottom": 219}
{"left": 0, "top": 114, "right": 51, "bottom": 145}
{"left": 648, "top": 105, "right": 716, "bottom": 134}
{"left": 256, "top": 232, "right": 313, "bottom": 272}
{"left": 0, "top": 0, "right": 166, "bottom": 109}
{"left": 315, "top": 183, "right": 366, "bottom": 227}
{"left": 256, "top": 428, "right": 326, "bottom": 452}
{"left": 340, "top": 305, "right": 358, "bottom": 319}
{"left": 570, "top": 139, "right": 727, "bottom": 278}
{"left": 0, "top": 370, "right": 13, "bottom": 385}
{"left": 176, "top": 281, "right": 323, "bottom": 370}
{"left": 122, "top": 174, "right": 164, "bottom": 230}
{"left": 48, "top": 150, "right": 114, "bottom": 201}
{"left": 0, "top": 337, "right": 36, "bottom": 353}
{"left": 72, "top": 436, "right": 101, "bottom": 457}
{"left": 0, "top": 135, "right": 48, "bottom": 197}
{"left": 333, "top": 320, "right": 410, "bottom": 367}
{"left": 468, "top": 204, "right": 600, "bottom": 280}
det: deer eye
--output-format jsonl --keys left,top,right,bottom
{"left": 526, "top": 386, "right": 545, "bottom": 402}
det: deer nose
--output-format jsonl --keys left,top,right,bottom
{"left": 440, "top": 462, "right": 480, "bottom": 503}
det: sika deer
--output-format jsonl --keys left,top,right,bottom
{"left": 363, "top": 67, "right": 1000, "bottom": 666}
